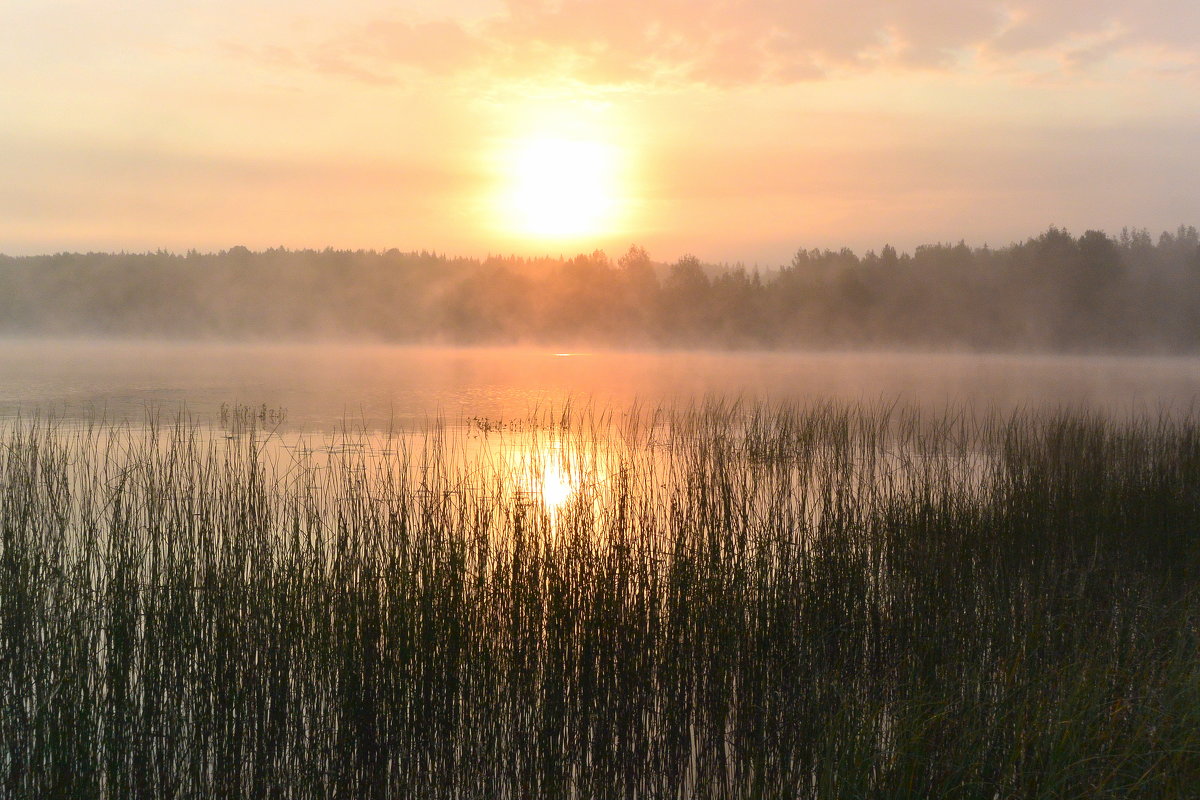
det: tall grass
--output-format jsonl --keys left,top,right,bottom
{"left": 2, "top": 401, "right": 1198, "bottom": 798}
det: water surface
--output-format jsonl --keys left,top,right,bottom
{"left": 2, "top": 338, "right": 1199, "bottom": 429}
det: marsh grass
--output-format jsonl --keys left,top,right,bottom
{"left": 2, "top": 401, "right": 1199, "bottom": 798}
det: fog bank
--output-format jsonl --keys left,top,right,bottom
{"left": 3, "top": 225, "right": 1198, "bottom": 353}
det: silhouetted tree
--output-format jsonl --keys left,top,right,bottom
{"left": 3, "top": 225, "right": 1199, "bottom": 351}
{"left": 660, "top": 255, "right": 711, "bottom": 342}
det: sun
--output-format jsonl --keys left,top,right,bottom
{"left": 500, "top": 136, "right": 620, "bottom": 240}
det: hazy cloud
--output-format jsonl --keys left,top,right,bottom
{"left": 253, "top": 0, "right": 1200, "bottom": 87}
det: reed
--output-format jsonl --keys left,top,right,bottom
{"left": 1, "top": 401, "right": 1197, "bottom": 798}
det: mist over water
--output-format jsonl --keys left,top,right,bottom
{"left": 3, "top": 338, "right": 1200, "bottom": 428}
{"left": 4, "top": 229, "right": 1200, "bottom": 353}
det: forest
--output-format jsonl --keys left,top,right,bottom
{"left": 2, "top": 225, "right": 1198, "bottom": 352}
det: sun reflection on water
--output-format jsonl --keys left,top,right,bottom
{"left": 502, "top": 435, "right": 614, "bottom": 525}
{"left": 537, "top": 455, "right": 576, "bottom": 510}
{"left": 239, "top": 417, "right": 624, "bottom": 534}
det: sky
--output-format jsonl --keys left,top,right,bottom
{"left": 2, "top": 0, "right": 1199, "bottom": 264}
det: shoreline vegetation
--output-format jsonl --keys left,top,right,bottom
{"left": 3, "top": 225, "right": 1200, "bottom": 352}
{"left": 2, "top": 400, "right": 1198, "bottom": 797}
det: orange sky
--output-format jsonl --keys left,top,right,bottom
{"left": 2, "top": 0, "right": 1198, "bottom": 263}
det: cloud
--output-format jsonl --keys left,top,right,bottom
{"left": 230, "top": 18, "right": 486, "bottom": 85}
{"left": 239, "top": 0, "right": 1200, "bottom": 88}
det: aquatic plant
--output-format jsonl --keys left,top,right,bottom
{"left": 1, "top": 401, "right": 1197, "bottom": 798}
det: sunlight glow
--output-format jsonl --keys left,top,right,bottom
{"left": 509, "top": 439, "right": 584, "bottom": 516}
{"left": 539, "top": 460, "right": 575, "bottom": 510}
{"left": 500, "top": 136, "right": 621, "bottom": 239}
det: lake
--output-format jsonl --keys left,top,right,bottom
{"left": 2, "top": 338, "right": 1200, "bottom": 429}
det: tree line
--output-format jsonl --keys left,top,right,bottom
{"left": 1, "top": 226, "right": 1198, "bottom": 352}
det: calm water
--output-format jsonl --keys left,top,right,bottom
{"left": 2, "top": 338, "right": 1200, "bottom": 429}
